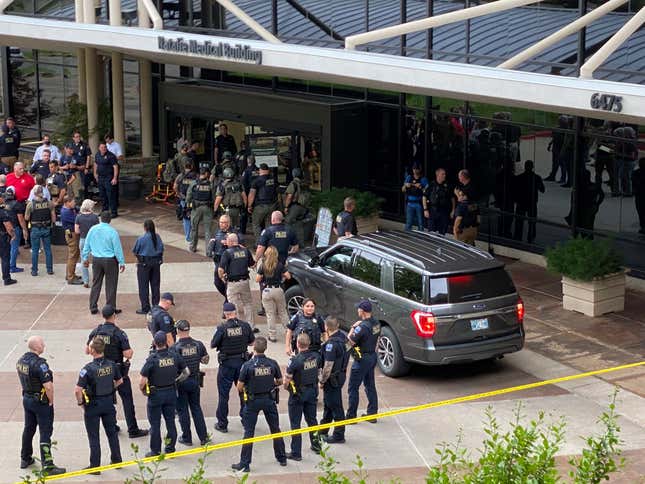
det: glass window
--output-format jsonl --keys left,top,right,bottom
{"left": 322, "top": 246, "right": 353, "bottom": 275}
{"left": 38, "top": 63, "right": 65, "bottom": 132}
{"left": 447, "top": 269, "right": 516, "bottom": 303}
{"left": 11, "top": 59, "right": 38, "bottom": 128}
{"left": 352, "top": 251, "right": 381, "bottom": 287}
{"left": 430, "top": 278, "right": 448, "bottom": 305}
{"left": 393, "top": 265, "right": 424, "bottom": 303}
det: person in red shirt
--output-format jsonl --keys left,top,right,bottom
{"left": 6, "top": 162, "right": 35, "bottom": 249}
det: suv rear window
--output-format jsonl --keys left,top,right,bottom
{"left": 430, "top": 268, "right": 516, "bottom": 304}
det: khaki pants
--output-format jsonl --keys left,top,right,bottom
{"left": 261, "top": 286, "right": 288, "bottom": 340}
{"left": 227, "top": 279, "right": 254, "bottom": 327}
{"left": 224, "top": 206, "right": 242, "bottom": 231}
{"left": 285, "top": 204, "right": 307, "bottom": 247}
{"left": 456, "top": 226, "right": 478, "bottom": 246}
{"left": 252, "top": 203, "right": 276, "bottom": 239}
{"left": 1, "top": 156, "right": 17, "bottom": 169}
{"left": 65, "top": 230, "right": 80, "bottom": 281}
{"left": 190, "top": 204, "right": 213, "bottom": 253}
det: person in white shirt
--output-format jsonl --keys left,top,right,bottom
{"left": 28, "top": 174, "right": 51, "bottom": 201}
{"left": 33, "top": 134, "right": 61, "bottom": 162}
{"left": 104, "top": 133, "right": 124, "bottom": 162}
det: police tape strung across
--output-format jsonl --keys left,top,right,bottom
{"left": 26, "top": 358, "right": 645, "bottom": 483}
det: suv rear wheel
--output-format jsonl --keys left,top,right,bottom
{"left": 377, "top": 326, "right": 411, "bottom": 378}
{"left": 285, "top": 284, "right": 305, "bottom": 317}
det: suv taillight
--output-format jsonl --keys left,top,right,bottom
{"left": 516, "top": 297, "right": 524, "bottom": 324}
{"left": 411, "top": 310, "right": 436, "bottom": 338}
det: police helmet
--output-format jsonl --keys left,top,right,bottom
{"left": 292, "top": 168, "right": 303, "bottom": 179}
{"left": 223, "top": 167, "right": 235, "bottom": 179}
{"left": 222, "top": 151, "right": 233, "bottom": 160}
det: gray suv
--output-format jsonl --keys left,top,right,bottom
{"left": 284, "top": 230, "right": 525, "bottom": 377}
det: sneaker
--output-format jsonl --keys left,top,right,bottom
{"left": 47, "top": 271, "right": 54, "bottom": 275}
{"left": 178, "top": 436, "right": 193, "bottom": 446}
{"left": 10, "top": 267, "right": 24, "bottom": 273}
{"left": 90, "top": 309, "right": 99, "bottom": 315}
{"left": 231, "top": 463, "right": 250, "bottom": 472}
{"left": 83, "top": 466, "right": 101, "bottom": 476}
{"left": 4, "top": 279, "right": 17, "bottom": 286}
{"left": 68, "top": 279, "right": 83, "bottom": 285}
{"left": 362, "top": 413, "right": 377, "bottom": 424}
{"left": 129, "top": 428, "right": 149, "bottom": 438}
{"left": 257, "top": 307, "right": 266, "bottom": 316}
{"left": 144, "top": 451, "right": 159, "bottom": 458}
{"left": 136, "top": 309, "right": 149, "bottom": 315}
{"left": 20, "top": 457, "right": 35, "bottom": 469}
{"left": 324, "top": 435, "right": 345, "bottom": 444}
{"left": 31, "top": 271, "right": 38, "bottom": 277}
{"left": 286, "top": 452, "right": 301, "bottom": 461}
{"left": 214, "top": 423, "right": 228, "bottom": 433}
{"left": 43, "top": 464, "right": 66, "bottom": 476}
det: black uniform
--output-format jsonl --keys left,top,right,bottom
{"left": 0, "top": 204, "right": 12, "bottom": 283}
{"left": 149, "top": 305, "right": 176, "bottom": 342}
{"left": 211, "top": 318, "right": 255, "bottom": 430}
{"left": 219, "top": 244, "right": 254, "bottom": 282}
{"left": 0, "top": 126, "right": 21, "bottom": 158}
{"left": 206, "top": 229, "right": 242, "bottom": 300}
{"left": 95, "top": 150, "right": 118, "bottom": 216}
{"left": 46, "top": 172, "right": 67, "bottom": 200}
{"left": 172, "top": 337, "right": 208, "bottom": 444}
{"left": 238, "top": 354, "right": 286, "bottom": 467}
{"left": 87, "top": 322, "right": 144, "bottom": 436}
{"left": 77, "top": 357, "right": 122, "bottom": 467}
{"left": 319, "top": 330, "right": 350, "bottom": 440}
{"left": 190, "top": 179, "right": 214, "bottom": 207}
{"left": 286, "top": 350, "right": 322, "bottom": 457}
{"left": 140, "top": 348, "right": 187, "bottom": 455}
{"left": 258, "top": 223, "right": 298, "bottom": 263}
{"left": 250, "top": 174, "right": 278, "bottom": 237}
{"left": 29, "top": 160, "right": 50, "bottom": 179}
{"left": 346, "top": 317, "right": 381, "bottom": 419}
{"left": 16, "top": 352, "right": 56, "bottom": 467}
{"left": 287, "top": 311, "right": 325, "bottom": 353}
{"left": 335, "top": 210, "right": 357, "bottom": 237}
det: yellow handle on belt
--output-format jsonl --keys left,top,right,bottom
{"left": 145, "top": 382, "right": 151, "bottom": 396}
{"left": 82, "top": 389, "right": 90, "bottom": 404}
{"left": 289, "top": 381, "right": 297, "bottom": 395}
{"left": 354, "top": 347, "right": 362, "bottom": 359}
{"left": 242, "top": 388, "right": 248, "bottom": 402}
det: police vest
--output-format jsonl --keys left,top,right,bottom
{"left": 47, "top": 175, "right": 61, "bottom": 196}
{"left": 247, "top": 357, "right": 275, "bottom": 395}
{"left": 90, "top": 358, "right": 116, "bottom": 396}
{"left": 225, "top": 246, "right": 250, "bottom": 279}
{"left": 174, "top": 338, "right": 202, "bottom": 376}
{"left": 222, "top": 181, "right": 244, "bottom": 207}
{"left": 150, "top": 306, "right": 176, "bottom": 339}
{"left": 95, "top": 323, "right": 123, "bottom": 364}
{"left": 294, "top": 351, "right": 319, "bottom": 387}
{"left": 406, "top": 177, "right": 424, "bottom": 204}
{"left": 265, "top": 225, "right": 290, "bottom": 259}
{"left": 291, "top": 313, "right": 323, "bottom": 351}
{"left": 192, "top": 181, "right": 213, "bottom": 203}
{"left": 16, "top": 353, "right": 45, "bottom": 394}
{"left": 256, "top": 176, "right": 277, "bottom": 204}
{"left": 213, "top": 230, "right": 232, "bottom": 258}
{"left": 148, "top": 350, "right": 179, "bottom": 387}
{"left": 428, "top": 182, "right": 451, "bottom": 210}
{"left": 219, "top": 319, "right": 248, "bottom": 357}
{"left": 329, "top": 334, "right": 350, "bottom": 378}
{"left": 179, "top": 173, "right": 197, "bottom": 197}
{"left": 357, "top": 318, "right": 381, "bottom": 353}
{"left": 30, "top": 200, "right": 51, "bottom": 224}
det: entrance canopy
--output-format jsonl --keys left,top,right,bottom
{"left": 0, "top": 13, "right": 644, "bottom": 123}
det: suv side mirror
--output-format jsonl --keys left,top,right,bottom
{"left": 308, "top": 255, "right": 320, "bottom": 267}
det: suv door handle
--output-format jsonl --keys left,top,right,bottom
{"left": 334, "top": 283, "right": 343, "bottom": 289}
{"left": 368, "top": 297, "right": 379, "bottom": 304}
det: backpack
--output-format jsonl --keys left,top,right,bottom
{"left": 293, "top": 179, "right": 311, "bottom": 208}
{"left": 293, "top": 314, "right": 322, "bottom": 349}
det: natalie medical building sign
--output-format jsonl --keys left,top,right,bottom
{"left": 157, "top": 37, "right": 263, "bottom": 65}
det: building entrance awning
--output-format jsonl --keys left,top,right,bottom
{"left": 0, "top": 14, "right": 644, "bottom": 123}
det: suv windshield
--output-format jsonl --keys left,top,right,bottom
{"left": 430, "top": 268, "right": 516, "bottom": 304}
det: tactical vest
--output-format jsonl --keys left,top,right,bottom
{"left": 265, "top": 225, "right": 290, "bottom": 261}
{"left": 95, "top": 323, "right": 123, "bottom": 364}
{"left": 292, "top": 313, "right": 322, "bottom": 351}
{"left": 174, "top": 338, "right": 202, "bottom": 375}
{"left": 30, "top": 200, "right": 51, "bottom": 224}
{"left": 295, "top": 351, "right": 319, "bottom": 387}
{"left": 213, "top": 230, "right": 231, "bottom": 258}
{"left": 247, "top": 357, "right": 275, "bottom": 395}
{"left": 148, "top": 350, "right": 178, "bottom": 387}
{"left": 226, "top": 246, "right": 250, "bottom": 279}
{"left": 150, "top": 306, "right": 176, "bottom": 340}
{"left": 330, "top": 334, "right": 350, "bottom": 378}
{"left": 192, "top": 180, "right": 213, "bottom": 203}
{"left": 428, "top": 182, "right": 451, "bottom": 210}
{"left": 16, "top": 353, "right": 45, "bottom": 393}
{"left": 222, "top": 181, "right": 244, "bottom": 207}
{"left": 92, "top": 358, "right": 116, "bottom": 396}
{"left": 357, "top": 318, "right": 381, "bottom": 353}
{"left": 256, "top": 176, "right": 277, "bottom": 204}
{"left": 179, "top": 173, "right": 197, "bottom": 197}
{"left": 219, "top": 319, "right": 247, "bottom": 357}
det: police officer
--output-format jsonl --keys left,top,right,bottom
{"left": 219, "top": 233, "right": 257, "bottom": 332}
{"left": 148, "top": 292, "right": 176, "bottom": 346}
{"left": 87, "top": 304, "right": 149, "bottom": 438}
{"left": 139, "top": 331, "right": 190, "bottom": 457}
{"left": 46, "top": 161, "right": 67, "bottom": 207}
{"left": 247, "top": 163, "right": 278, "bottom": 239}
{"left": 59, "top": 143, "right": 85, "bottom": 202}
{"left": 334, "top": 196, "right": 358, "bottom": 238}
{"left": 25, "top": 185, "right": 55, "bottom": 277}
{"left": 283, "top": 168, "right": 310, "bottom": 246}
{"left": 30, "top": 149, "right": 52, "bottom": 179}
{"left": 284, "top": 333, "right": 322, "bottom": 460}
{"left": 93, "top": 142, "right": 119, "bottom": 218}
{"left": 240, "top": 154, "right": 259, "bottom": 235}
{"left": 173, "top": 319, "right": 210, "bottom": 446}
{"left": 346, "top": 300, "right": 381, "bottom": 423}
{"left": 232, "top": 336, "right": 287, "bottom": 472}
{"left": 211, "top": 302, "right": 255, "bottom": 433}
{"left": 318, "top": 316, "right": 350, "bottom": 445}
{"left": 186, "top": 167, "right": 214, "bottom": 254}
{"left": 214, "top": 167, "right": 247, "bottom": 231}
{"left": 255, "top": 210, "right": 299, "bottom": 264}
{"left": 221, "top": 151, "right": 237, "bottom": 175}
{"left": 206, "top": 214, "right": 242, "bottom": 303}
{"left": 75, "top": 337, "right": 122, "bottom": 473}
{"left": 285, "top": 298, "right": 326, "bottom": 356}
{"left": 173, "top": 161, "right": 197, "bottom": 243}
{"left": 0, "top": 190, "right": 17, "bottom": 285}
{"left": 16, "top": 335, "right": 66, "bottom": 474}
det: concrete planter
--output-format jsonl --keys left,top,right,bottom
{"left": 356, "top": 214, "right": 380, "bottom": 234}
{"left": 562, "top": 272, "right": 625, "bottom": 317}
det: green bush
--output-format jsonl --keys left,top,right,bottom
{"left": 545, "top": 236, "right": 622, "bottom": 282}
{"left": 310, "top": 187, "right": 384, "bottom": 219}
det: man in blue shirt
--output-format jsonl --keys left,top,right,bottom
{"left": 93, "top": 143, "right": 119, "bottom": 218}
{"left": 61, "top": 196, "right": 82, "bottom": 285}
{"left": 82, "top": 211, "right": 125, "bottom": 314}
{"left": 401, "top": 164, "right": 428, "bottom": 231}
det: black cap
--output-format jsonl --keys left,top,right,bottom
{"left": 64, "top": 142, "right": 74, "bottom": 149}
{"left": 153, "top": 331, "right": 167, "bottom": 346}
{"left": 175, "top": 319, "right": 190, "bottom": 331}
{"left": 355, "top": 300, "right": 373, "bottom": 312}
{"left": 259, "top": 163, "right": 269, "bottom": 171}
{"left": 199, "top": 167, "right": 210, "bottom": 174}
{"left": 161, "top": 292, "right": 175, "bottom": 305}
{"left": 102, "top": 304, "right": 116, "bottom": 318}
{"left": 223, "top": 302, "right": 236, "bottom": 312}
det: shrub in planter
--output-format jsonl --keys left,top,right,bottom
{"left": 310, "top": 187, "right": 384, "bottom": 219}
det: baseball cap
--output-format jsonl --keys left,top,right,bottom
{"left": 175, "top": 319, "right": 190, "bottom": 331}
{"left": 161, "top": 292, "right": 175, "bottom": 305}
{"left": 355, "top": 300, "right": 372, "bottom": 312}
{"left": 64, "top": 142, "right": 74, "bottom": 149}
{"left": 102, "top": 304, "right": 116, "bottom": 318}
{"left": 259, "top": 163, "right": 269, "bottom": 171}
{"left": 223, "top": 302, "right": 236, "bottom": 312}
{"left": 153, "top": 331, "right": 167, "bottom": 346}
{"left": 199, "top": 166, "right": 210, "bottom": 175}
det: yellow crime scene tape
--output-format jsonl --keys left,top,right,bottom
{"left": 25, "top": 359, "right": 645, "bottom": 482}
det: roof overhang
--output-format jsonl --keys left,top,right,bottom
{"left": 1, "top": 14, "right": 644, "bottom": 123}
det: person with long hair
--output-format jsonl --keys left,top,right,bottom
{"left": 133, "top": 219, "right": 164, "bottom": 315}
{"left": 255, "top": 245, "right": 290, "bottom": 342}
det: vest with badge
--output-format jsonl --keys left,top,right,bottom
{"left": 16, "top": 353, "right": 48, "bottom": 394}
{"left": 246, "top": 356, "right": 275, "bottom": 395}
{"left": 327, "top": 332, "right": 350, "bottom": 386}
{"left": 291, "top": 312, "right": 323, "bottom": 351}
{"left": 221, "top": 180, "right": 244, "bottom": 208}
{"left": 264, "top": 224, "right": 291, "bottom": 261}
{"left": 356, "top": 317, "right": 381, "bottom": 353}
{"left": 173, "top": 337, "right": 201, "bottom": 376}
{"left": 88, "top": 358, "right": 115, "bottom": 397}
{"left": 192, "top": 180, "right": 213, "bottom": 204}
{"left": 225, "top": 245, "right": 250, "bottom": 279}
{"left": 256, "top": 175, "right": 277, "bottom": 205}
{"left": 219, "top": 319, "right": 247, "bottom": 358}
{"left": 30, "top": 199, "right": 51, "bottom": 224}
{"left": 179, "top": 172, "right": 197, "bottom": 197}
{"left": 95, "top": 323, "right": 123, "bottom": 364}
{"left": 148, "top": 349, "right": 179, "bottom": 387}
{"left": 294, "top": 351, "right": 319, "bottom": 388}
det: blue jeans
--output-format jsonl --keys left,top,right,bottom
{"left": 346, "top": 352, "right": 378, "bottom": 418}
{"left": 147, "top": 388, "right": 177, "bottom": 455}
{"left": 176, "top": 376, "right": 208, "bottom": 443}
{"left": 30, "top": 226, "right": 53, "bottom": 274}
{"left": 79, "top": 237, "right": 89, "bottom": 284}
{"left": 405, "top": 203, "right": 424, "bottom": 231}
{"left": 180, "top": 201, "right": 191, "bottom": 241}
{"left": 10, "top": 224, "right": 21, "bottom": 270}
{"left": 428, "top": 209, "right": 451, "bottom": 235}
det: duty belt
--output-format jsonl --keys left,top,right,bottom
{"left": 193, "top": 201, "right": 212, "bottom": 207}
{"left": 225, "top": 205, "right": 244, "bottom": 209}
{"left": 221, "top": 352, "right": 246, "bottom": 360}
{"left": 265, "top": 284, "right": 281, "bottom": 288}
{"left": 228, "top": 277, "right": 249, "bottom": 282}
{"left": 23, "top": 391, "right": 42, "bottom": 397}
{"left": 155, "top": 383, "right": 176, "bottom": 390}
{"left": 31, "top": 222, "right": 50, "bottom": 227}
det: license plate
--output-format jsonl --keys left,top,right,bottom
{"left": 470, "top": 318, "right": 489, "bottom": 331}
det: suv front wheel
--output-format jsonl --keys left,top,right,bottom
{"left": 284, "top": 284, "right": 305, "bottom": 317}
{"left": 377, "top": 326, "right": 411, "bottom": 378}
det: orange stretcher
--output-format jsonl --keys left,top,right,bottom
{"left": 145, "top": 162, "right": 176, "bottom": 204}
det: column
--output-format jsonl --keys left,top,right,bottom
{"left": 138, "top": 0, "right": 153, "bottom": 157}
{"left": 84, "top": 0, "right": 99, "bottom": 152}
{"left": 109, "top": 0, "right": 126, "bottom": 150}
{"left": 75, "top": 0, "right": 86, "bottom": 103}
